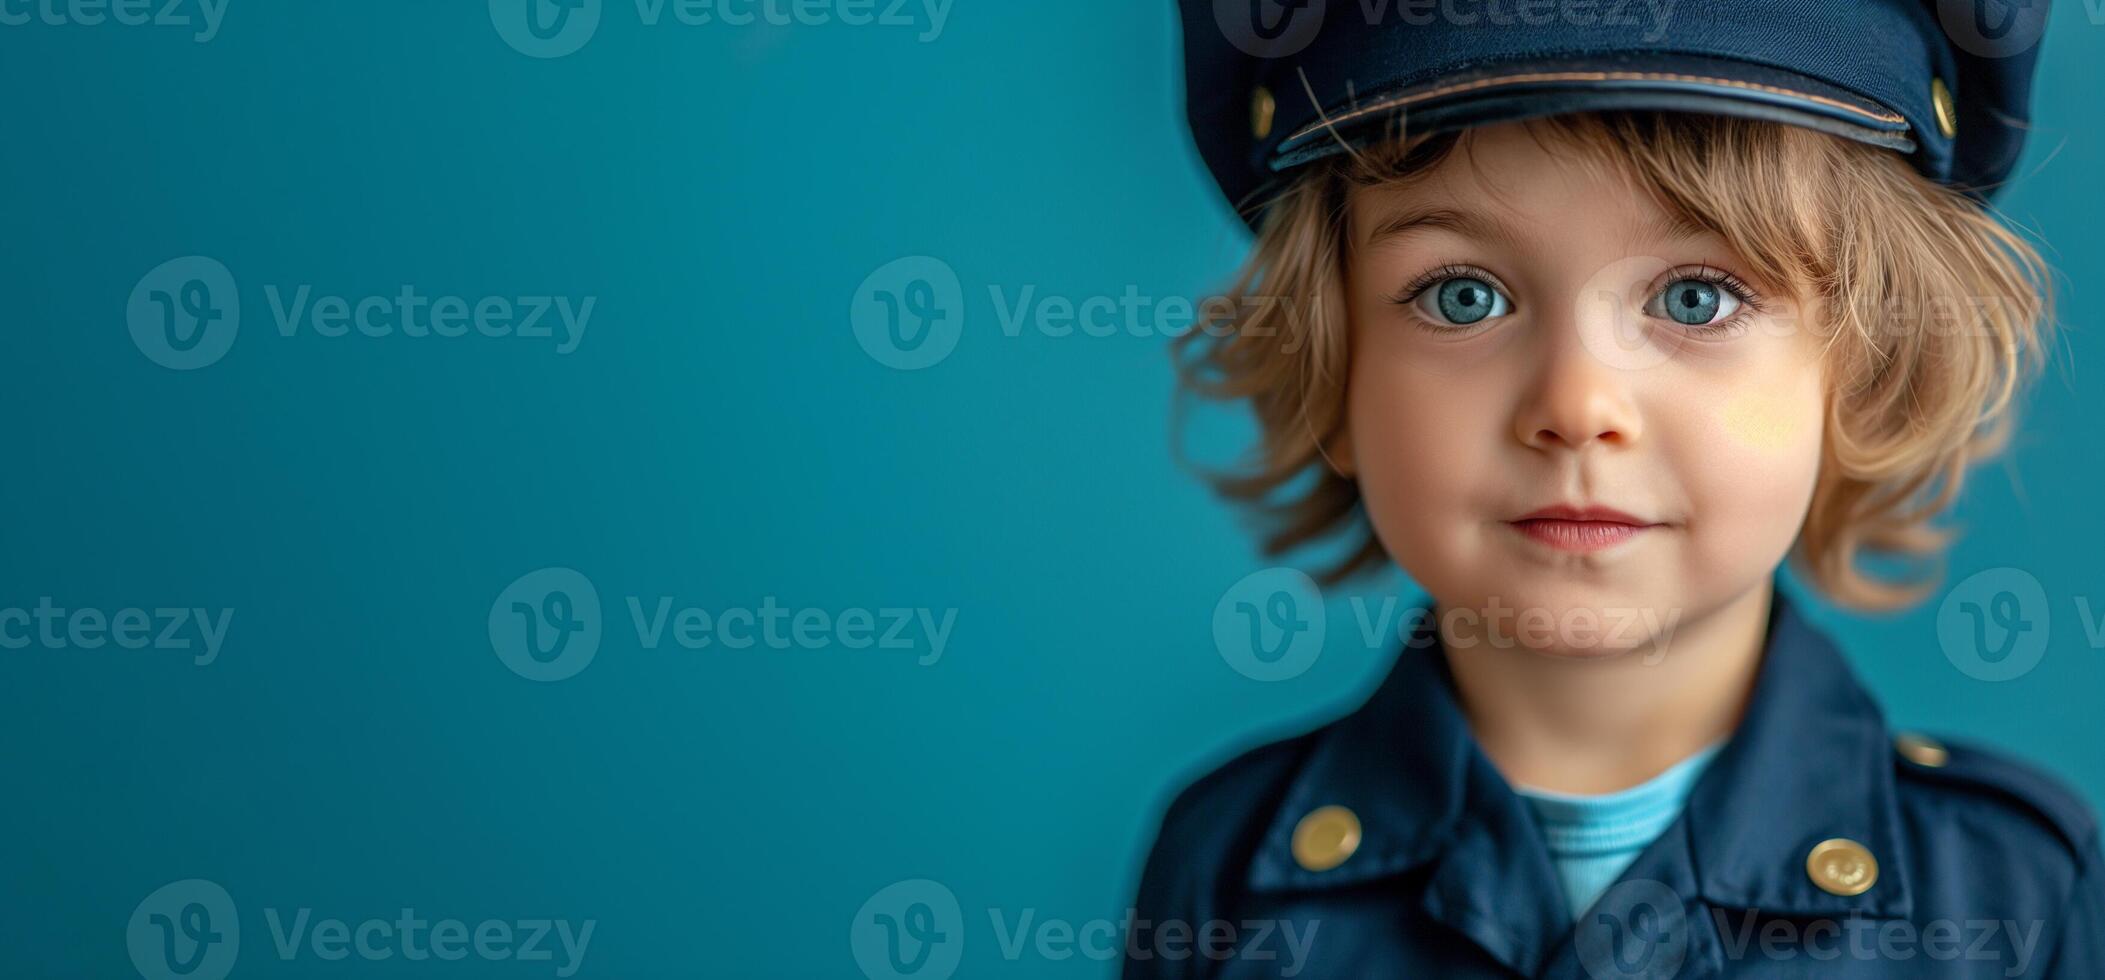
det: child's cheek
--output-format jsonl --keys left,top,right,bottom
{"left": 1672, "top": 356, "right": 1829, "bottom": 585}
{"left": 1345, "top": 345, "right": 1513, "bottom": 582}
{"left": 1716, "top": 385, "right": 1819, "bottom": 454}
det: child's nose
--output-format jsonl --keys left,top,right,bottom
{"left": 1512, "top": 319, "right": 1644, "bottom": 453}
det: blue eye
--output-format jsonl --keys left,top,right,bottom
{"left": 1413, "top": 275, "right": 1512, "bottom": 326}
{"left": 1648, "top": 277, "right": 1741, "bottom": 327}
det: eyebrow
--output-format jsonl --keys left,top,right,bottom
{"left": 1361, "top": 205, "right": 1517, "bottom": 251}
{"left": 1360, "top": 203, "right": 1715, "bottom": 251}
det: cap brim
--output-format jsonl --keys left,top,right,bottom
{"left": 1266, "top": 52, "right": 1916, "bottom": 173}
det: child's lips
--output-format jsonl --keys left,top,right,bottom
{"left": 1505, "top": 504, "right": 1665, "bottom": 553}
{"left": 1506, "top": 518, "right": 1658, "bottom": 553}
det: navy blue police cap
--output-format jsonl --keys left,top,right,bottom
{"left": 1179, "top": 0, "right": 2050, "bottom": 224}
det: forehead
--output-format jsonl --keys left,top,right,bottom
{"left": 1348, "top": 121, "right": 1710, "bottom": 252}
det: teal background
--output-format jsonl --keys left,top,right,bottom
{"left": 2, "top": 2, "right": 2101, "bottom": 976}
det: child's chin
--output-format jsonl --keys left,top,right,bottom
{"left": 1432, "top": 585, "right": 1683, "bottom": 660}
{"left": 1526, "top": 639, "right": 1654, "bottom": 661}
{"left": 1483, "top": 628, "right": 1662, "bottom": 661}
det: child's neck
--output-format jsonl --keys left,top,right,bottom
{"left": 1438, "top": 581, "right": 1773, "bottom": 795}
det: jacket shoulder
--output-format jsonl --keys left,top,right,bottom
{"left": 1147, "top": 728, "right": 1323, "bottom": 865}
{"left": 1125, "top": 721, "right": 1334, "bottom": 937}
{"left": 1891, "top": 731, "right": 2099, "bottom": 856}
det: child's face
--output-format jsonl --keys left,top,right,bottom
{"left": 1340, "top": 121, "right": 1829, "bottom": 654}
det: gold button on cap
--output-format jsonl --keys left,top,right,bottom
{"left": 1895, "top": 732, "right": 1949, "bottom": 768}
{"left": 1291, "top": 805, "right": 1361, "bottom": 872}
{"left": 1931, "top": 76, "right": 1959, "bottom": 139}
{"left": 1251, "top": 85, "right": 1276, "bottom": 140}
{"left": 1806, "top": 838, "right": 1879, "bottom": 896}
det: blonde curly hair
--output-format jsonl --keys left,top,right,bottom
{"left": 1175, "top": 111, "right": 2054, "bottom": 610}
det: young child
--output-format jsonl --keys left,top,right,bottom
{"left": 1129, "top": 1, "right": 2100, "bottom": 976}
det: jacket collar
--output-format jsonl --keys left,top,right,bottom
{"left": 1243, "top": 585, "right": 1913, "bottom": 969}
{"left": 1682, "top": 591, "right": 1914, "bottom": 920}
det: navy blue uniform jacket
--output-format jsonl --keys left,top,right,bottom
{"left": 1124, "top": 591, "right": 2104, "bottom": 977}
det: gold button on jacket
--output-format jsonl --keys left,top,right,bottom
{"left": 1806, "top": 837, "right": 1879, "bottom": 896}
{"left": 1290, "top": 805, "right": 1360, "bottom": 872}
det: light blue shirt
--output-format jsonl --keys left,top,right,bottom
{"left": 1514, "top": 742, "right": 1725, "bottom": 921}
